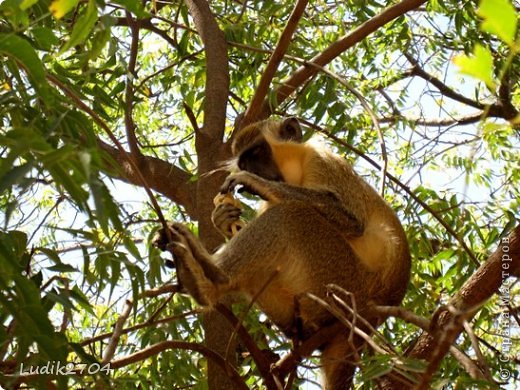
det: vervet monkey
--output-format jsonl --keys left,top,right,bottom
{"left": 154, "top": 118, "right": 411, "bottom": 389}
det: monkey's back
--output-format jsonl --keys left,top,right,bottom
{"left": 216, "top": 199, "right": 385, "bottom": 336}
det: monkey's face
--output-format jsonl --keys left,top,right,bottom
{"left": 232, "top": 118, "right": 304, "bottom": 182}
{"left": 237, "top": 139, "right": 284, "bottom": 181}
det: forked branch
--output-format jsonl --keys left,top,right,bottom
{"left": 258, "top": 0, "right": 428, "bottom": 119}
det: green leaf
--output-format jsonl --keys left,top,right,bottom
{"left": 37, "top": 247, "right": 62, "bottom": 264}
{"left": 60, "top": 0, "right": 98, "bottom": 53}
{"left": 20, "top": 0, "right": 39, "bottom": 10}
{"left": 111, "top": 0, "right": 148, "bottom": 18}
{"left": 47, "top": 263, "right": 78, "bottom": 273}
{"left": 0, "top": 161, "right": 34, "bottom": 193}
{"left": 453, "top": 44, "right": 497, "bottom": 89}
{"left": 0, "top": 33, "right": 53, "bottom": 101}
{"left": 69, "top": 286, "right": 95, "bottom": 315}
{"left": 88, "top": 27, "right": 111, "bottom": 60}
{"left": 477, "top": 0, "right": 517, "bottom": 46}
{"left": 31, "top": 27, "right": 60, "bottom": 51}
{"left": 49, "top": 0, "right": 79, "bottom": 19}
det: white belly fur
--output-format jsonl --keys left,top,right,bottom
{"left": 346, "top": 212, "right": 399, "bottom": 272}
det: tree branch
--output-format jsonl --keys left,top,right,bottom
{"left": 405, "top": 53, "right": 519, "bottom": 120}
{"left": 258, "top": 0, "right": 428, "bottom": 119}
{"left": 380, "top": 113, "right": 484, "bottom": 126}
{"left": 215, "top": 304, "right": 280, "bottom": 389}
{"left": 102, "top": 299, "right": 133, "bottom": 365}
{"left": 109, "top": 340, "right": 248, "bottom": 390}
{"left": 97, "top": 139, "right": 196, "bottom": 215}
{"left": 185, "top": 0, "right": 229, "bottom": 142}
{"left": 46, "top": 74, "right": 196, "bottom": 224}
{"left": 380, "top": 225, "right": 520, "bottom": 389}
{"left": 405, "top": 53, "right": 486, "bottom": 111}
{"left": 124, "top": 12, "right": 141, "bottom": 156}
{"left": 242, "top": 0, "right": 309, "bottom": 127}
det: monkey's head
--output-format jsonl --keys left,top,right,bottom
{"left": 230, "top": 117, "right": 303, "bottom": 181}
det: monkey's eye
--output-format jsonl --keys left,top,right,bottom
{"left": 238, "top": 142, "right": 271, "bottom": 172}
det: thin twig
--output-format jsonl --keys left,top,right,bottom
{"left": 109, "top": 340, "right": 249, "bottom": 390}
{"left": 139, "top": 283, "right": 180, "bottom": 298}
{"left": 46, "top": 74, "right": 177, "bottom": 263}
{"left": 223, "top": 268, "right": 281, "bottom": 376}
{"left": 306, "top": 293, "right": 388, "bottom": 356}
{"left": 147, "top": 292, "right": 176, "bottom": 324}
{"left": 216, "top": 304, "right": 280, "bottom": 389}
{"left": 80, "top": 309, "right": 200, "bottom": 346}
{"left": 462, "top": 320, "right": 493, "bottom": 381}
{"left": 414, "top": 305, "right": 474, "bottom": 390}
{"left": 302, "top": 64, "right": 388, "bottom": 195}
{"left": 183, "top": 102, "right": 200, "bottom": 133}
{"left": 124, "top": 12, "right": 141, "bottom": 156}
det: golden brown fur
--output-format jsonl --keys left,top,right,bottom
{"left": 154, "top": 118, "right": 411, "bottom": 389}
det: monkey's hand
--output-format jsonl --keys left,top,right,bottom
{"left": 220, "top": 171, "right": 275, "bottom": 201}
{"left": 212, "top": 193, "right": 245, "bottom": 239}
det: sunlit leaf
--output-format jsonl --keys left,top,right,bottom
{"left": 453, "top": 44, "right": 497, "bottom": 89}
{"left": 477, "top": 0, "right": 517, "bottom": 46}
{"left": 49, "top": 0, "right": 79, "bottom": 19}
{"left": 20, "top": 0, "right": 38, "bottom": 10}
{"left": 60, "top": 0, "right": 98, "bottom": 53}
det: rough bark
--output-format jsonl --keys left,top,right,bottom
{"left": 98, "top": 140, "right": 197, "bottom": 216}
{"left": 184, "top": 1, "right": 235, "bottom": 389}
{"left": 380, "top": 225, "right": 520, "bottom": 389}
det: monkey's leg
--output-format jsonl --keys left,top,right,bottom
{"left": 320, "top": 332, "right": 360, "bottom": 390}
{"left": 221, "top": 171, "right": 364, "bottom": 235}
{"left": 153, "top": 223, "right": 229, "bottom": 305}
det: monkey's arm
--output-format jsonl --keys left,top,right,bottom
{"left": 221, "top": 171, "right": 364, "bottom": 236}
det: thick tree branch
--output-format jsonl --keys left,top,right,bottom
{"left": 242, "top": 0, "right": 309, "bottom": 127}
{"left": 97, "top": 140, "right": 196, "bottom": 215}
{"left": 185, "top": 0, "right": 229, "bottom": 142}
{"left": 181, "top": 4, "right": 234, "bottom": 390}
{"left": 380, "top": 225, "right": 520, "bottom": 389}
{"left": 258, "top": 0, "right": 428, "bottom": 119}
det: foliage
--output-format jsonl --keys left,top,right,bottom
{"left": 0, "top": 0, "right": 519, "bottom": 389}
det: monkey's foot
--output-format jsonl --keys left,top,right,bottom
{"left": 153, "top": 222, "right": 230, "bottom": 306}
{"left": 212, "top": 200, "right": 244, "bottom": 239}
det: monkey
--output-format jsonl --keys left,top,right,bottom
{"left": 154, "top": 117, "right": 411, "bottom": 389}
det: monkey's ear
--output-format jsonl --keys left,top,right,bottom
{"left": 279, "top": 117, "right": 303, "bottom": 142}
